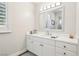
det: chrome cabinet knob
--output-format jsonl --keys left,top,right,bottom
{"left": 40, "top": 44, "right": 44, "bottom": 46}
{"left": 64, "top": 53, "right": 66, "bottom": 55}
{"left": 64, "top": 46, "right": 66, "bottom": 48}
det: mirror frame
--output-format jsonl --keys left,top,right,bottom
{"left": 40, "top": 5, "right": 64, "bottom": 32}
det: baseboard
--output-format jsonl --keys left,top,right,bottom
{"left": 9, "top": 49, "right": 27, "bottom": 56}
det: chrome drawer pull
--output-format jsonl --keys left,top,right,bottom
{"left": 40, "top": 44, "right": 44, "bottom": 46}
{"left": 64, "top": 53, "right": 66, "bottom": 55}
{"left": 64, "top": 46, "right": 66, "bottom": 48}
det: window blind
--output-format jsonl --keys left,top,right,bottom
{"left": 0, "top": 2, "right": 6, "bottom": 25}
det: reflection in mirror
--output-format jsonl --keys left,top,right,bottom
{"left": 45, "top": 8, "right": 63, "bottom": 30}
{"left": 55, "top": 9, "right": 63, "bottom": 30}
{"left": 46, "top": 12, "right": 56, "bottom": 29}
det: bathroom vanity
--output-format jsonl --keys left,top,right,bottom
{"left": 26, "top": 32, "right": 78, "bottom": 56}
{"left": 25, "top": 2, "right": 78, "bottom": 56}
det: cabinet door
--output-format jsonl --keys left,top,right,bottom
{"left": 42, "top": 43, "right": 55, "bottom": 56}
{"left": 27, "top": 37, "right": 34, "bottom": 52}
{"left": 33, "top": 41, "right": 42, "bottom": 56}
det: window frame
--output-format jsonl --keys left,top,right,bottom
{"left": 0, "top": 2, "right": 11, "bottom": 33}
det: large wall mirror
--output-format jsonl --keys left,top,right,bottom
{"left": 39, "top": 2, "right": 64, "bottom": 32}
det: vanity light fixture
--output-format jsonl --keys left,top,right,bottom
{"left": 51, "top": 3, "right": 55, "bottom": 8}
{"left": 55, "top": 2, "right": 61, "bottom": 6}
{"left": 40, "top": 2, "right": 61, "bottom": 12}
{"left": 40, "top": 6, "right": 43, "bottom": 11}
{"left": 47, "top": 4, "right": 51, "bottom": 9}
{"left": 43, "top": 6, "right": 47, "bottom": 10}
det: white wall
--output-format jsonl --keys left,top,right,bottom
{"left": 34, "top": 3, "right": 40, "bottom": 30}
{"left": 76, "top": 3, "right": 79, "bottom": 55}
{"left": 76, "top": 3, "right": 79, "bottom": 35}
{"left": 0, "top": 2, "right": 35, "bottom": 56}
{"left": 64, "top": 2, "right": 76, "bottom": 34}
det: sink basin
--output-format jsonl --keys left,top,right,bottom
{"left": 31, "top": 32, "right": 58, "bottom": 39}
{"left": 51, "top": 36, "right": 58, "bottom": 38}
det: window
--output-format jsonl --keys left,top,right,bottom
{"left": 0, "top": 2, "right": 6, "bottom": 26}
{"left": 0, "top": 2, "right": 11, "bottom": 33}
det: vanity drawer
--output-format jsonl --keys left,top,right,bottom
{"left": 56, "top": 41, "right": 77, "bottom": 52}
{"left": 56, "top": 47, "right": 76, "bottom": 56}
{"left": 31, "top": 36, "right": 55, "bottom": 46}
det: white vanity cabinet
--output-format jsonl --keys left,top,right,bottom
{"left": 26, "top": 34, "right": 78, "bottom": 56}
{"left": 42, "top": 43, "right": 55, "bottom": 56}
{"left": 33, "top": 41, "right": 55, "bottom": 56}
{"left": 27, "top": 35, "right": 42, "bottom": 55}
{"left": 26, "top": 35, "right": 34, "bottom": 53}
{"left": 55, "top": 41, "right": 77, "bottom": 56}
{"left": 26, "top": 35, "right": 55, "bottom": 56}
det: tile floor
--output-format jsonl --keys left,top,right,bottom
{"left": 20, "top": 51, "right": 37, "bottom": 56}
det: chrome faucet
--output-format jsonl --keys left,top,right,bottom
{"left": 46, "top": 30, "right": 52, "bottom": 35}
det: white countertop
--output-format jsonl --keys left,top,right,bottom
{"left": 55, "top": 36, "right": 78, "bottom": 45}
{"left": 26, "top": 32, "right": 78, "bottom": 45}
{"left": 26, "top": 33, "right": 52, "bottom": 39}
